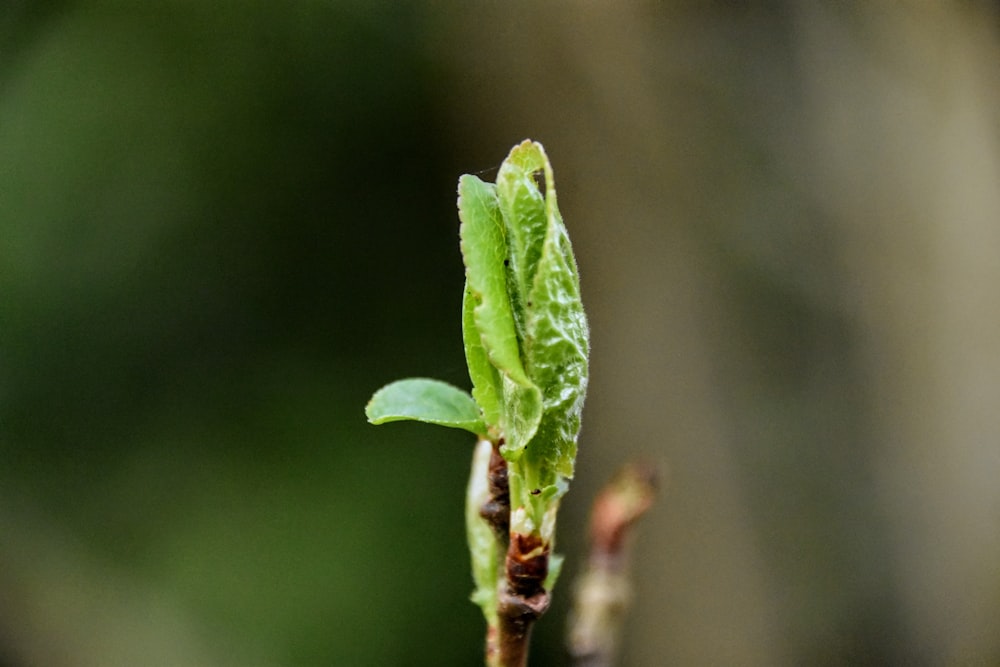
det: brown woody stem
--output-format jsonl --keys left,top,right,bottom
{"left": 478, "top": 440, "right": 555, "bottom": 666}
{"left": 498, "top": 529, "right": 552, "bottom": 665}
{"left": 497, "top": 585, "right": 550, "bottom": 667}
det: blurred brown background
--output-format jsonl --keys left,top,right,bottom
{"left": 2, "top": 3, "right": 998, "bottom": 665}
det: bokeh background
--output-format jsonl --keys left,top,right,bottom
{"left": 2, "top": 3, "right": 999, "bottom": 665}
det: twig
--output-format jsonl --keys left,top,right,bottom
{"left": 567, "top": 462, "right": 658, "bottom": 667}
{"left": 478, "top": 441, "right": 511, "bottom": 666}
{"left": 498, "top": 529, "right": 551, "bottom": 666}
{"left": 497, "top": 585, "right": 550, "bottom": 667}
{"left": 478, "top": 440, "right": 554, "bottom": 667}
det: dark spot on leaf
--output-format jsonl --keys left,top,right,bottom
{"left": 532, "top": 170, "right": 545, "bottom": 198}
{"left": 503, "top": 259, "right": 510, "bottom": 267}
{"left": 530, "top": 488, "right": 541, "bottom": 496}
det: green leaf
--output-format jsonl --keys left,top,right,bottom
{"left": 496, "top": 140, "right": 549, "bottom": 335}
{"left": 365, "top": 378, "right": 486, "bottom": 436}
{"left": 462, "top": 281, "right": 502, "bottom": 432}
{"left": 458, "top": 173, "right": 543, "bottom": 452}
{"left": 543, "top": 552, "right": 564, "bottom": 591}
{"left": 499, "top": 374, "right": 543, "bottom": 460}
{"left": 492, "top": 141, "right": 589, "bottom": 474}
{"left": 457, "top": 175, "right": 528, "bottom": 386}
{"left": 465, "top": 439, "right": 499, "bottom": 625}
{"left": 521, "top": 203, "right": 589, "bottom": 478}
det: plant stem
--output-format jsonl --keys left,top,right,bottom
{"left": 497, "top": 586, "right": 549, "bottom": 666}
{"left": 485, "top": 625, "right": 500, "bottom": 667}
{"left": 497, "top": 527, "right": 552, "bottom": 665}
{"left": 567, "top": 463, "right": 657, "bottom": 667}
{"left": 477, "top": 440, "right": 554, "bottom": 666}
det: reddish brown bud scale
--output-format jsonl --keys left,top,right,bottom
{"left": 506, "top": 532, "right": 549, "bottom": 598}
{"left": 480, "top": 441, "right": 511, "bottom": 541}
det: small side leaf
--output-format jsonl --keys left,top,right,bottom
{"left": 499, "top": 375, "right": 544, "bottom": 461}
{"left": 466, "top": 439, "right": 499, "bottom": 625}
{"left": 366, "top": 378, "right": 486, "bottom": 436}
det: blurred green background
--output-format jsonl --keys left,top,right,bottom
{"left": 2, "top": 3, "right": 999, "bottom": 665}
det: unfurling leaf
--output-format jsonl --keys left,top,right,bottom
{"left": 365, "top": 140, "right": 591, "bottom": 643}
{"left": 458, "top": 172, "right": 544, "bottom": 456}
{"left": 461, "top": 141, "right": 589, "bottom": 484}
